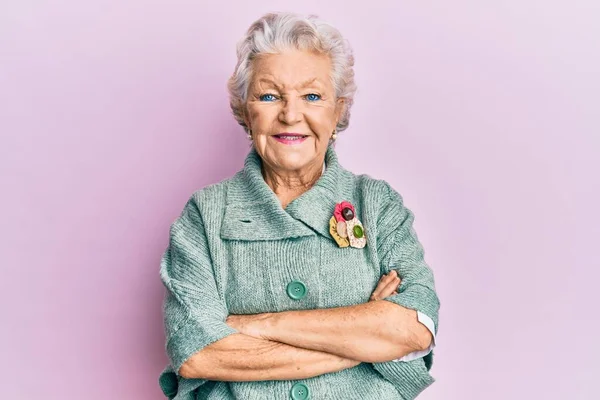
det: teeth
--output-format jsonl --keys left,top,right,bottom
{"left": 279, "top": 135, "right": 304, "bottom": 140}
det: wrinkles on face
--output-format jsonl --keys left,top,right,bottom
{"left": 243, "top": 50, "right": 344, "bottom": 197}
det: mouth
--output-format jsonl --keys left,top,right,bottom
{"left": 273, "top": 133, "right": 309, "bottom": 140}
{"left": 272, "top": 133, "right": 309, "bottom": 145}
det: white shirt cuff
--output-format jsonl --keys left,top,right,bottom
{"left": 391, "top": 310, "right": 436, "bottom": 362}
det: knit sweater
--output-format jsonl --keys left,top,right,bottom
{"left": 158, "top": 144, "right": 440, "bottom": 400}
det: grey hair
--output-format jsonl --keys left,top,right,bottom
{"left": 227, "top": 12, "right": 357, "bottom": 134}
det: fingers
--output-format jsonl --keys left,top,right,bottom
{"left": 380, "top": 273, "right": 401, "bottom": 298}
{"left": 370, "top": 272, "right": 393, "bottom": 300}
{"left": 370, "top": 275, "right": 400, "bottom": 301}
{"left": 373, "top": 270, "right": 398, "bottom": 297}
{"left": 370, "top": 270, "right": 401, "bottom": 301}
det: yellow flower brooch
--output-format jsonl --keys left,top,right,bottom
{"left": 328, "top": 201, "right": 367, "bottom": 248}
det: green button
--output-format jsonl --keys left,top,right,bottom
{"left": 353, "top": 225, "right": 364, "bottom": 238}
{"left": 286, "top": 280, "right": 307, "bottom": 300}
{"left": 290, "top": 382, "right": 310, "bottom": 400}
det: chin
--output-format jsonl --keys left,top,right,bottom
{"left": 275, "top": 152, "right": 314, "bottom": 171}
{"left": 279, "top": 159, "right": 311, "bottom": 171}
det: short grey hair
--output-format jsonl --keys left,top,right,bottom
{"left": 227, "top": 12, "right": 357, "bottom": 134}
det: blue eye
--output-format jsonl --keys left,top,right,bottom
{"left": 306, "top": 93, "right": 321, "bottom": 102}
{"left": 259, "top": 94, "right": 277, "bottom": 102}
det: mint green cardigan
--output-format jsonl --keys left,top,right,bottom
{"left": 159, "top": 144, "right": 440, "bottom": 400}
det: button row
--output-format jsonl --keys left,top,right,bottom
{"left": 286, "top": 283, "right": 310, "bottom": 398}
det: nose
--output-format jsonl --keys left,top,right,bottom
{"left": 278, "top": 97, "right": 303, "bottom": 125}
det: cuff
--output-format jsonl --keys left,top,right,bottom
{"left": 161, "top": 319, "right": 237, "bottom": 399}
{"left": 159, "top": 366, "right": 210, "bottom": 400}
{"left": 167, "top": 317, "right": 238, "bottom": 374}
{"left": 372, "top": 358, "right": 435, "bottom": 400}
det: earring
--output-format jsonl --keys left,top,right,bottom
{"left": 331, "top": 129, "right": 337, "bottom": 141}
{"left": 247, "top": 129, "right": 253, "bottom": 140}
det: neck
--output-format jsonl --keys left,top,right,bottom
{"left": 261, "top": 160, "right": 324, "bottom": 208}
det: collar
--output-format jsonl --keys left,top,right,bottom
{"left": 220, "top": 144, "right": 353, "bottom": 241}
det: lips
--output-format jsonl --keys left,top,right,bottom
{"left": 272, "top": 133, "right": 309, "bottom": 145}
{"left": 273, "top": 133, "right": 308, "bottom": 140}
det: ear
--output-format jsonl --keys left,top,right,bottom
{"left": 334, "top": 97, "right": 346, "bottom": 123}
{"left": 242, "top": 106, "right": 252, "bottom": 131}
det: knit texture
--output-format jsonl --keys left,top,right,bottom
{"left": 159, "top": 144, "right": 440, "bottom": 400}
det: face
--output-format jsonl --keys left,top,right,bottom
{"left": 244, "top": 49, "right": 345, "bottom": 174}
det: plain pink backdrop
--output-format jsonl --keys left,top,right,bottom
{"left": 1, "top": 1, "right": 598, "bottom": 399}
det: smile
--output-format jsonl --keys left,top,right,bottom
{"left": 272, "top": 134, "right": 309, "bottom": 145}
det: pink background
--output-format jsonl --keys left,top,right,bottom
{"left": 2, "top": 1, "right": 598, "bottom": 399}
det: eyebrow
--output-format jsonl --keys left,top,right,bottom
{"left": 256, "top": 77, "right": 323, "bottom": 90}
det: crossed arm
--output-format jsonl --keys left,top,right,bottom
{"left": 179, "top": 271, "right": 434, "bottom": 380}
{"left": 167, "top": 191, "right": 438, "bottom": 383}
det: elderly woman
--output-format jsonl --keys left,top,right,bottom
{"left": 159, "top": 12, "right": 440, "bottom": 400}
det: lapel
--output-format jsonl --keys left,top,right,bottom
{"left": 220, "top": 144, "right": 354, "bottom": 242}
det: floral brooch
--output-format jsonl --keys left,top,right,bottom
{"left": 328, "top": 201, "right": 367, "bottom": 248}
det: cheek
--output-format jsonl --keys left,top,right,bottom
{"left": 306, "top": 108, "right": 336, "bottom": 132}
{"left": 248, "top": 105, "right": 278, "bottom": 125}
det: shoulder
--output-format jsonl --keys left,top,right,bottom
{"left": 188, "top": 174, "right": 236, "bottom": 209}
{"left": 345, "top": 170, "right": 406, "bottom": 212}
{"left": 341, "top": 170, "right": 411, "bottom": 245}
{"left": 174, "top": 173, "right": 239, "bottom": 228}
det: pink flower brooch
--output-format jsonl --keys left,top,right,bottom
{"left": 328, "top": 201, "right": 367, "bottom": 248}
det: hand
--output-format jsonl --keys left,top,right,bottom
{"left": 226, "top": 313, "right": 271, "bottom": 339}
{"left": 369, "top": 269, "right": 401, "bottom": 302}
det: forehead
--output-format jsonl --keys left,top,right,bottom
{"left": 251, "top": 50, "right": 333, "bottom": 90}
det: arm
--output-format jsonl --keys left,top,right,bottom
{"left": 367, "top": 182, "right": 440, "bottom": 398}
{"left": 160, "top": 196, "right": 238, "bottom": 388}
{"left": 371, "top": 272, "right": 437, "bottom": 363}
{"left": 180, "top": 332, "right": 360, "bottom": 381}
{"left": 224, "top": 183, "right": 439, "bottom": 399}
{"left": 391, "top": 311, "right": 436, "bottom": 363}
{"left": 374, "top": 183, "right": 440, "bottom": 371}
{"left": 226, "top": 290, "right": 431, "bottom": 364}
{"left": 161, "top": 196, "right": 357, "bottom": 389}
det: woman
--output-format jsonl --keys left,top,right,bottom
{"left": 159, "top": 12, "right": 440, "bottom": 400}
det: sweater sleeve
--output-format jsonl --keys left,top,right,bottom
{"left": 370, "top": 182, "right": 441, "bottom": 399}
{"left": 158, "top": 195, "right": 238, "bottom": 399}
